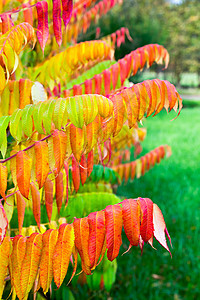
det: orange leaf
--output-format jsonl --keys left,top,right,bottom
{"left": 68, "top": 246, "right": 78, "bottom": 284}
{"left": 70, "top": 124, "right": 84, "bottom": 161}
{"left": 87, "top": 150, "right": 94, "bottom": 177}
{"left": 0, "top": 237, "right": 10, "bottom": 299}
{"left": 16, "top": 151, "right": 32, "bottom": 199}
{"left": 72, "top": 155, "right": 80, "bottom": 192}
{"left": 120, "top": 88, "right": 139, "bottom": 128}
{"left": 16, "top": 191, "right": 26, "bottom": 234}
{"left": 64, "top": 161, "right": 69, "bottom": 207}
{"left": 35, "top": 141, "right": 50, "bottom": 189}
{"left": 19, "top": 78, "right": 33, "bottom": 109}
{"left": 30, "top": 182, "right": 41, "bottom": 228}
{"left": 0, "top": 164, "right": 7, "bottom": 200}
{"left": 55, "top": 172, "right": 64, "bottom": 214}
{"left": 20, "top": 233, "right": 43, "bottom": 299}
{"left": 111, "top": 94, "right": 125, "bottom": 136}
{"left": 80, "top": 154, "right": 87, "bottom": 186}
{"left": 53, "top": 130, "right": 67, "bottom": 175}
{"left": 88, "top": 210, "right": 106, "bottom": 269}
{"left": 124, "top": 163, "right": 130, "bottom": 183}
{"left": 105, "top": 204, "right": 123, "bottom": 261}
{"left": 130, "top": 161, "right": 136, "bottom": 180}
{"left": 10, "top": 235, "right": 26, "bottom": 300}
{"left": 138, "top": 197, "right": 154, "bottom": 243}
{"left": 122, "top": 199, "right": 140, "bottom": 247}
{"left": 44, "top": 177, "right": 53, "bottom": 222}
{"left": 40, "top": 229, "right": 58, "bottom": 293}
{"left": 53, "top": 224, "right": 75, "bottom": 288}
{"left": 73, "top": 217, "right": 91, "bottom": 275}
{"left": 85, "top": 116, "right": 99, "bottom": 153}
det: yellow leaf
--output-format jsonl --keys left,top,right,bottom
{"left": 53, "top": 224, "right": 75, "bottom": 288}
{"left": 0, "top": 237, "right": 10, "bottom": 299}
{"left": 20, "top": 233, "right": 43, "bottom": 299}
{"left": 40, "top": 229, "right": 58, "bottom": 294}
{"left": 10, "top": 236, "right": 26, "bottom": 300}
{"left": 0, "top": 163, "right": 7, "bottom": 200}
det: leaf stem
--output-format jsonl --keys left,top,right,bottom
{"left": 0, "top": 134, "right": 51, "bottom": 164}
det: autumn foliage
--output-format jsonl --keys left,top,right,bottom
{"left": 0, "top": 0, "right": 182, "bottom": 298}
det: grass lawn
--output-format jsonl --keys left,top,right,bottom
{"left": 111, "top": 107, "right": 200, "bottom": 300}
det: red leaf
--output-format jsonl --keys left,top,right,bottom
{"left": 84, "top": 80, "right": 93, "bottom": 94}
{"left": 53, "top": 0, "right": 62, "bottom": 47}
{"left": 138, "top": 198, "right": 154, "bottom": 243}
{"left": 119, "top": 59, "right": 127, "bottom": 86}
{"left": 105, "top": 204, "right": 123, "bottom": 261}
{"left": 0, "top": 204, "right": 8, "bottom": 243}
{"left": 111, "top": 63, "right": 119, "bottom": 91}
{"left": 72, "top": 156, "right": 80, "bottom": 193}
{"left": 30, "top": 182, "right": 41, "bottom": 228}
{"left": 36, "top": 1, "right": 49, "bottom": 53}
{"left": 55, "top": 172, "right": 64, "bottom": 214}
{"left": 94, "top": 74, "right": 102, "bottom": 94}
{"left": 64, "top": 161, "right": 69, "bottom": 206}
{"left": 1, "top": 14, "right": 14, "bottom": 34}
{"left": 80, "top": 154, "right": 87, "bottom": 186}
{"left": 88, "top": 211, "right": 106, "bottom": 269}
{"left": 125, "top": 27, "right": 133, "bottom": 41}
{"left": 111, "top": 32, "right": 116, "bottom": 47}
{"left": 116, "top": 30, "right": 121, "bottom": 48}
{"left": 23, "top": 3, "right": 33, "bottom": 26}
{"left": 122, "top": 199, "right": 140, "bottom": 246}
{"left": 73, "top": 217, "right": 91, "bottom": 275}
{"left": 103, "top": 69, "right": 111, "bottom": 95}
{"left": 73, "top": 84, "right": 83, "bottom": 96}
{"left": 44, "top": 177, "right": 53, "bottom": 222}
{"left": 96, "top": 27, "right": 101, "bottom": 39}
{"left": 62, "top": 0, "right": 73, "bottom": 29}
{"left": 87, "top": 150, "right": 94, "bottom": 177}
{"left": 16, "top": 191, "right": 26, "bottom": 234}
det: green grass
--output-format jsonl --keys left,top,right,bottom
{"left": 111, "top": 107, "right": 200, "bottom": 300}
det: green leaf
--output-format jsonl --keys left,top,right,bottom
{"left": 4, "top": 195, "right": 14, "bottom": 222}
{"left": 43, "top": 99, "right": 56, "bottom": 134}
{"left": 53, "top": 98, "right": 67, "bottom": 130}
{"left": 0, "top": 116, "right": 10, "bottom": 158}
{"left": 21, "top": 105, "right": 34, "bottom": 138}
{"left": 67, "top": 60, "right": 116, "bottom": 90}
{"left": 33, "top": 101, "right": 47, "bottom": 134}
{"left": 10, "top": 109, "right": 23, "bottom": 142}
{"left": 60, "top": 192, "right": 121, "bottom": 220}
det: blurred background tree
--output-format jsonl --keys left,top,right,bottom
{"left": 82, "top": 0, "right": 200, "bottom": 87}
